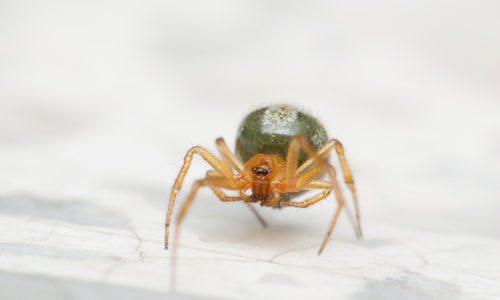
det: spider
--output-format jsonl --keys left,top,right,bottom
{"left": 165, "top": 105, "right": 361, "bottom": 266}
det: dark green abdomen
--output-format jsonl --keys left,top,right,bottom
{"left": 235, "top": 105, "right": 329, "bottom": 165}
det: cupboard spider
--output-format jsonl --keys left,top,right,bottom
{"left": 165, "top": 105, "right": 361, "bottom": 265}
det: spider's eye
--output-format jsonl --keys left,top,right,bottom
{"left": 251, "top": 166, "right": 271, "bottom": 176}
{"left": 261, "top": 169, "right": 268, "bottom": 175}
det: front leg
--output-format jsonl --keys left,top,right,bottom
{"left": 261, "top": 191, "right": 281, "bottom": 207}
{"left": 283, "top": 135, "right": 360, "bottom": 241}
{"left": 281, "top": 180, "right": 341, "bottom": 254}
{"left": 296, "top": 139, "right": 362, "bottom": 237}
{"left": 165, "top": 146, "right": 233, "bottom": 249}
{"left": 170, "top": 175, "right": 243, "bottom": 288}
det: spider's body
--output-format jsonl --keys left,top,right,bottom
{"left": 236, "top": 106, "right": 328, "bottom": 167}
{"left": 236, "top": 106, "right": 329, "bottom": 202}
{"left": 165, "top": 105, "right": 361, "bottom": 275}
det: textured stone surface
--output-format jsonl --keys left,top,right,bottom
{"left": 1, "top": 1, "right": 500, "bottom": 300}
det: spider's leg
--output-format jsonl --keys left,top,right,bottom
{"left": 262, "top": 191, "right": 281, "bottom": 207}
{"left": 329, "top": 140, "right": 361, "bottom": 237}
{"left": 165, "top": 146, "right": 233, "bottom": 250}
{"left": 281, "top": 180, "right": 341, "bottom": 254}
{"left": 171, "top": 175, "right": 239, "bottom": 289}
{"left": 281, "top": 180, "right": 332, "bottom": 208}
{"left": 207, "top": 170, "right": 267, "bottom": 227}
{"left": 284, "top": 135, "right": 334, "bottom": 188}
{"left": 296, "top": 141, "right": 336, "bottom": 176}
{"left": 209, "top": 185, "right": 267, "bottom": 227}
{"left": 244, "top": 203, "right": 267, "bottom": 227}
{"left": 281, "top": 180, "right": 339, "bottom": 253}
{"left": 283, "top": 135, "right": 359, "bottom": 244}
{"left": 216, "top": 137, "right": 245, "bottom": 173}
{"left": 296, "top": 139, "right": 362, "bottom": 237}
{"left": 214, "top": 138, "right": 268, "bottom": 225}
{"left": 297, "top": 163, "right": 359, "bottom": 239}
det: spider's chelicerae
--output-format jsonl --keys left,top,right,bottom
{"left": 165, "top": 105, "right": 361, "bottom": 261}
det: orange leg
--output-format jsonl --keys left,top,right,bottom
{"left": 170, "top": 175, "right": 242, "bottom": 288}
{"left": 261, "top": 191, "right": 281, "bottom": 207}
{"left": 216, "top": 137, "right": 245, "bottom": 173}
{"left": 284, "top": 135, "right": 331, "bottom": 188}
{"left": 215, "top": 138, "right": 267, "bottom": 225}
{"left": 282, "top": 135, "right": 359, "bottom": 253}
{"left": 208, "top": 184, "right": 267, "bottom": 227}
{"left": 281, "top": 180, "right": 341, "bottom": 254}
{"left": 297, "top": 139, "right": 362, "bottom": 237}
{"left": 296, "top": 168, "right": 359, "bottom": 239}
{"left": 281, "top": 180, "right": 332, "bottom": 208}
{"left": 207, "top": 169, "right": 266, "bottom": 227}
{"left": 165, "top": 146, "right": 234, "bottom": 249}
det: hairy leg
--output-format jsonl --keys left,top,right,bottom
{"left": 297, "top": 139, "right": 362, "bottom": 237}
{"left": 281, "top": 180, "right": 332, "bottom": 208}
{"left": 208, "top": 184, "right": 267, "bottom": 227}
{"left": 165, "top": 146, "right": 234, "bottom": 249}
{"left": 170, "top": 175, "right": 242, "bottom": 288}
{"left": 284, "top": 135, "right": 331, "bottom": 188}
{"left": 216, "top": 137, "right": 245, "bottom": 173}
{"left": 296, "top": 141, "right": 335, "bottom": 175}
{"left": 170, "top": 178, "right": 203, "bottom": 289}
{"left": 298, "top": 164, "right": 359, "bottom": 239}
{"left": 281, "top": 180, "right": 343, "bottom": 254}
{"left": 283, "top": 135, "right": 360, "bottom": 249}
{"left": 207, "top": 169, "right": 266, "bottom": 227}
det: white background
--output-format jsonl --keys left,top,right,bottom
{"left": 1, "top": 1, "right": 499, "bottom": 299}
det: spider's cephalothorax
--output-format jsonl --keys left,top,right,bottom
{"left": 245, "top": 154, "right": 286, "bottom": 202}
{"left": 165, "top": 105, "right": 362, "bottom": 286}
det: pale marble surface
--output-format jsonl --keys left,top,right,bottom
{"left": 1, "top": 1, "right": 500, "bottom": 299}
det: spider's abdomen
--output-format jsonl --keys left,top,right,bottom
{"left": 235, "top": 105, "right": 328, "bottom": 165}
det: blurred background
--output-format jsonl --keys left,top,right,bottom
{"left": 1, "top": 1, "right": 499, "bottom": 299}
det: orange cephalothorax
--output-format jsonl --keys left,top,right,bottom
{"left": 243, "top": 154, "right": 286, "bottom": 200}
